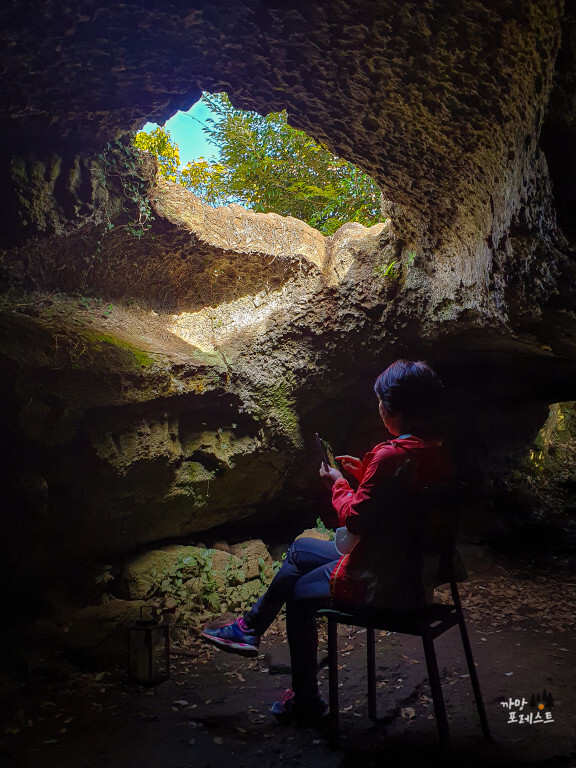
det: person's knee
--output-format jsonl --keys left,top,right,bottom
{"left": 286, "top": 536, "right": 310, "bottom": 563}
{"left": 288, "top": 536, "right": 322, "bottom": 560}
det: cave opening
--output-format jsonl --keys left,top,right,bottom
{"left": 133, "top": 90, "right": 385, "bottom": 237}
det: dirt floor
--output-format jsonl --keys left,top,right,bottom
{"left": 2, "top": 554, "right": 576, "bottom": 768}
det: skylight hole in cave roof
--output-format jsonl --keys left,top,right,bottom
{"left": 136, "top": 91, "right": 383, "bottom": 237}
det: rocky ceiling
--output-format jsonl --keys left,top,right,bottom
{"left": 0, "top": 0, "right": 574, "bottom": 249}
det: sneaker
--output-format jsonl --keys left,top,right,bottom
{"left": 201, "top": 617, "right": 260, "bottom": 657}
{"left": 271, "top": 689, "right": 329, "bottom": 725}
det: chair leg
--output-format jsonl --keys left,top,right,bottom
{"left": 421, "top": 632, "right": 450, "bottom": 745}
{"left": 367, "top": 627, "right": 377, "bottom": 720}
{"left": 451, "top": 579, "right": 492, "bottom": 741}
{"left": 456, "top": 615, "right": 492, "bottom": 741}
{"left": 327, "top": 616, "right": 340, "bottom": 745}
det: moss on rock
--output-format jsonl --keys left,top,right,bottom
{"left": 79, "top": 329, "right": 155, "bottom": 369}
{"left": 255, "top": 378, "right": 303, "bottom": 449}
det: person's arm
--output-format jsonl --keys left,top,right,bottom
{"left": 331, "top": 446, "right": 404, "bottom": 535}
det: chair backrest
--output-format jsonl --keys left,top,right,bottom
{"left": 358, "top": 457, "right": 464, "bottom": 610}
{"left": 397, "top": 459, "right": 463, "bottom": 604}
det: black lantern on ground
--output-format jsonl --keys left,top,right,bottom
{"left": 128, "top": 606, "right": 170, "bottom": 685}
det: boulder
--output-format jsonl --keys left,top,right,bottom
{"left": 210, "top": 550, "right": 241, "bottom": 590}
{"left": 122, "top": 543, "right": 252, "bottom": 605}
{"left": 297, "top": 529, "right": 333, "bottom": 542}
{"left": 123, "top": 546, "right": 204, "bottom": 600}
{"left": 229, "top": 539, "right": 274, "bottom": 581}
{"left": 62, "top": 599, "right": 147, "bottom": 668}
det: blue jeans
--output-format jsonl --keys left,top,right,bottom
{"left": 243, "top": 537, "right": 340, "bottom": 702}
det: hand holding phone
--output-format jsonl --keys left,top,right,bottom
{"left": 315, "top": 433, "right": 337, "bottom": 469}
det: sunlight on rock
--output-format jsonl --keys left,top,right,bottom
{"left": 168, "top": 289, "right": 286, "bottom": 352}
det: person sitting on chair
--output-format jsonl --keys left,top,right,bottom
{"left": 201, "top": 359, "right": 455, "bottom": 724}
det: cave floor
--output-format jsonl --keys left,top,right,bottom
{"left": 2, "top": 557, "right": 576, "bottom": 768}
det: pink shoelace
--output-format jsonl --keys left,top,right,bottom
{"left": 279, "top": 689, "right": 295, "bottom": 705}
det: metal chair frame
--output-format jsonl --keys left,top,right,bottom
{"left": 317, "top": 473, "right": 492, "bottom": 746}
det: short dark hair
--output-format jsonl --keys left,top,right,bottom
{"left": 374, "top": 359, "right": 444, "bottom": 436}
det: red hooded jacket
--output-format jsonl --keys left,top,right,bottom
{"left": 329, "top": 435, "right": 457, "bottom": 608}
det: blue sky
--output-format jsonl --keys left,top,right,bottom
{"left": 143, "top": 99, "right": 217, "bottom": 167}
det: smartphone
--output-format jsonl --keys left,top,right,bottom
{"left": 315, "top": 433, "right": 338, "bottom": 469}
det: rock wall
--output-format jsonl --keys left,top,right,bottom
{"left": 0, "top": 190, "right": 390, "bottom": 584}
{"left": 3, "top": 183, "right": 576, "bottom": 599}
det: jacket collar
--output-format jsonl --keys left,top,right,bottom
{"left": 374, "top": 435, "right": 442, "bottom": 450}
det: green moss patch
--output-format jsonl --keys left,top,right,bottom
{"left": 256, "top": 378, "right": 303, "bottom": 448}
{"left": 79, "top": 329, "right": 155, "bottom": 369}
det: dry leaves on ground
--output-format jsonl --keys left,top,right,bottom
{"left": 454, "top": 567, "right": 576, "bottom": 632}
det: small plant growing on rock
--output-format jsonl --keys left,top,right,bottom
{"left": 95, "top": 563, "right": 115, "bottom": 586}
{"left": 315, "top": 517, "right": 335, "bottom": 540}
{"left": 147, "top": 550, "right": 220, "bottom": 628}
{"left": 144, "top": 546, "right": 281, "bottom": 634}
{"left": 406, "top": 250, "right": 417, "bottom": 266}
{"left": 92, "top": 138, "right": 155, "bottom": 254}
{"left": 373, "top": 258, "right": 400, "bottom": 281}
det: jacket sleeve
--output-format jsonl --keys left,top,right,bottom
{"left": 331, "top": 446, "right": 404, "bottom": 535}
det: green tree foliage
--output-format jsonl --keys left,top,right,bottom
{"left": 134, "top": 93, "right": 382, "bottom": 235}
{"left": 133, "top": 126, "right": 180, "bottom": 183}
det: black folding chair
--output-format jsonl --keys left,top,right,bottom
{"left": 317, "top": 469, "right": 491, "bottom": 746}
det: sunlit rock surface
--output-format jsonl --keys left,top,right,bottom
{"left": 0, "top": 193, "right": 392, "bottom": 582}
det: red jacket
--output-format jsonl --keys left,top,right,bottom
{"left": 329, "top": 436, "right": 457, "bottom": 609}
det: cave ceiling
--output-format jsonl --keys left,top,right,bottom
{"left": 2, "top": 1, "right": 576, "bottom": 399}
{"left": 1, "top": 0, "right": 575, "bottom": 250}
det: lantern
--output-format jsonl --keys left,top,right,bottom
{"left": 128, "top": 606, "right": 170, "bottom": 685}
